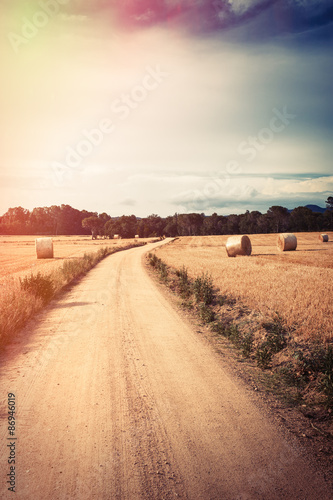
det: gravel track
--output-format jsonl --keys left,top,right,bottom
{"left": 0, "top": 240, "right": 331, "bottom": 499}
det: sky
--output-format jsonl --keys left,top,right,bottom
{"left": 1, "top": 0, "right": 332, "bottom": 217}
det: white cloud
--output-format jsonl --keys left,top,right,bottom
{"left": 281, "top": 175, "right": 333, "bottom": 194}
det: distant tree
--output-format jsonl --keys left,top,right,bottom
{"left": 239, "top": 210, "right": 262, "bottom": 234}
{"left": 1, "top": 206, "right": 31, "bottom": 234}
{"left": 324, "top": 196, "right": 333, "bottom": 229}
{"left": 177, "top": 213, "right": 204, "bottom": 236}
{"left": 326, "top": 196, "right": 333, "bottom": 210}
{"left": 226, "top": 214, "right": 240, "bottom": 235}
{"left": 82, "top": 216, "right": 103, "bottom": 239}
{"left": 47, "top": 205, "right": 61, "bottom": 235}
{"left": 104, "top": 215, "right": 137, "bottom": 238}
{"left": 266, "top": 206, "right": 290, "bottom": 233}
{"left": 256, "top": 213, "right": 269, "bottom": 234}
{"left": 57, "top": 205, "right": 77, "bottom": 235}
{"left": 136, "top": 219, "right": 149, "bottom": 238}
{"left": 104, "top": 219, "right": 117, "bottom": 238}
{"left": 289, "top": 206, "right": 317, "bottom": 232}
{"left": 30, "top": 207, "right": 54, "bottom": 234}
{"left": 163, "top": 215, "right": 178, "bottom": 237}
{"left": 0, "top": 204, "right": 109, "bottom": 235}
{"left": 97, "top": 213, "right": 111, "bottom": 237}
{"left": 99, "top": 212, "right": 111, "bottom": 225}
{"left": 202, "top": 213, "right": 226, "bottom": 235}
{"left": 118, "top": 215, "right": 137, "bottom": 238}
{"left": 139, "top": 214, "right": 165, "bottom": 238}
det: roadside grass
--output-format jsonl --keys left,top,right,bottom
{"left": 20, "top": 272, "right": 54, "bottom": 305}
{"left": 175, "top": 265, "right": 191, "bottom": 298}
{"left": 0, "top": 242, "right": 145, "bottom": 347}
{"left": 147, "top": 252, "right": 333, "bottom": 411}
{"left": 147, "top": 253, "right": 168, "bottom": 282}
{"left": 193, "top": 272, "right": 214, "bottom": 305}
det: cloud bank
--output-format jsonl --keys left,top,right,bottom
{"left": 0, "top": 0, "right": 332, "bottom": 217}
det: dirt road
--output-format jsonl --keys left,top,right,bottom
{"left": 0, "top": 240, "right": 332, "bottom": 499}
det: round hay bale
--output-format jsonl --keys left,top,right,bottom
{"left": 35, "top": 238, "right": 54, "bottom": 259}
{"left": 225, "top": 235, "right": 252, "bottom": 257}
{"left": 277, "top": 233, "right": 297, "bottom": 252}
{"left": 319, "top": 233, "right": 329, "bottom": 242}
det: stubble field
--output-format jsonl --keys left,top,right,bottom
{"left": 155, "top": 232, "right": 333, "bottom": 341}
{"left": 0, "top": 235, "right": 152, "bottom": 282}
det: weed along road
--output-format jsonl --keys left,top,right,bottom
{"left": 0, "top": 240, "right": 331, "bottom": 499}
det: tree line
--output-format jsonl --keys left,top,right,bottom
{"left": 0, "top": 198, "right": 332, "bottom": 238}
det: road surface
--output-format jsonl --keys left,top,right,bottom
{"left": 0, "top": 240, "right": 331, "bottom": 499}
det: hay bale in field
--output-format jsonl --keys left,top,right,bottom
{"left": 35, "top": 238, "right": 54, "bottom": 259}
{"left": 277, "top": 233, "right": 297, "bottom": 252}
{"left": 225, "top": 235, "right": 252, "bottom": 257}
{"left": 319, "top": 233, "right": 329, "bottom": 242}
{"left": 113, "top": 234, "right": 119, "bottom": 239}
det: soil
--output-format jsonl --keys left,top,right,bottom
{"left": 0, "top": 239, "right": 332, "bottom": 499}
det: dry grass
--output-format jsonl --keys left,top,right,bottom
{"left": 0, "top": 235, "right": 152, "bottom": 281}
{"left": 156, "top": 232, "right": 333, "bottom": 341}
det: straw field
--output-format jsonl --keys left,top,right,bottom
{"left": 0, "top": 235, "right": 151, "bottom": 282}
{"left": 155, "top": 232, "right": 333, "bottom": 341}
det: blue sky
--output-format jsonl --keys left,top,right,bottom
{"left": 1, "top": 0, "right": 332, "bottom": 217}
